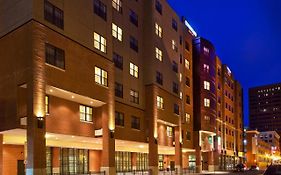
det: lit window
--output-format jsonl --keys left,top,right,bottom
{"left": 112, "top": 0, "right": 122, "bottom": 12}
{"left": 185, "top": 59, "right": 190, "bottom": 69}
{"left": 203, "top": 46, "right": 209, "bottom": 55}
{"left": 204, "top": 115, "right": 210, "bottom": 121}
{"left": 155, "top": 23, "right": 162, "bottom": 38}
{"left": 155, "top": 47, "right": 163, "bottom": 61}
{"left": 94, "top": 32, "right": 107, "bottom": 53}
{"left": 203, "top": 64, "right": 209, "bottom": 73}
{"left": 80, "top": 105, "right": 93, "bottom": 122}
{"left": 172, "top": 40, "right": 177, "bottom": 51}
{"left": 167, "top": 126, "right": 173, "bottom": 137}
{"left": 179, "top": 73, "right": 182, "bottom": 82}
{"left": 129, "top": 62, "right": 139, "bottom": 78}
{"left": 112, "top": 23, "right": 122, "bottom": 41}
{"left": 95, "top": 67, "right": 108, "bottom": 86}
{"left": 130, "top": 89, "right": 139, "bottom": 104}
{"left": 45, "top": 96, "right": 49, "bottom": 115}
{"left": 204, "top": 81, "right": 210, "bottom": 90}
{"left": 157, "top": 96, "right": 164, "bottom": 109}
{"left": 185, "top": 113, "right": 191, "bottom": 124}
{"left": 204, "top": 98, "right": 210, "bottom": 107}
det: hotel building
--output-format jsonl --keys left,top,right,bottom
{"left": 0, "top": 0, "right": 243, "bottom": 175}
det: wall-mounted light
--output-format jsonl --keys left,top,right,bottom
{"left": 110, "top": 130, "right": 115, "bottom": 138}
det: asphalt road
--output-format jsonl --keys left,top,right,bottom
{"left": 201, "top": 170, "right": 264, "bottom": 175}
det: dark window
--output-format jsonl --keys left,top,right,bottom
{"left": 44, "top": 0, "right": 64, "bottom": 29}
{"left": 185, "top": 41, "right": 190, "bottom": 51}
{"left": 179, "top": 36, "right": 183, "bottom": 45}
{"left": 129, "top": 10, "right": 138, "bottom": 26}
{"left": 172, "top": 61, "right": 178, "bottom": 73}
{"left": 94, "top": 0, "right": 107, "bottom": 20}
{"left": 174, "top": 104, "right": 179, "bottom": 115}
{"left": 115, "top": 111, "right": 124, "bottom": 126}
{"left": 186, "top": 77, "right": 190, "bottom": 87}
{"left": 173, "top": 82, "right": 179, "bottom": 94}
{"left": 186, "top": 95, "right": 190, "bottom": 104}
{"left": 186, "top": 131, "right": 191, "bottom": 140}
{"left": 113, "top": 52, "right": 123, "bottom": 70}
{"left": 179, "top": 54, "right": 182, "bottom": 64}
{"left": 45, "top": 43, "right": 65, "bottom": 69}
{"left": 172, "top": 19, "right": 177, "bottom": 31}
{"left": 130, "top": 36, "right": 138, "bottom": 52}
{"left": 115, "top": 82, "right": 123, "bottom": 98}
{"left": 130, "top": 89, "right": 139, "bottom": 104}
{"left": 156, "top": 71, "right": 163, "bottom": 85}
{"left": 155, "top": 0, "right": 162, "bottom": 14}
{"left": 131, "top": 116, "right": 140, "bottom": 130}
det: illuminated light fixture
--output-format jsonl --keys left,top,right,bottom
{"left": 90, "top": 101, "right": 93, "bottom": 104}
{"left": 50, "top": 89, "right": 53, "bottom": 92}
{"left": 71, "top": 136, "right": 75, "bottom": 138}
{"left": 71, "top": 96, "right": 75, "bottom": 99}
{"left": 184, "top": 20, "right": 197, "bottom": 37}
{"left": 55, "top": 137, "right": 58, "bottom": 140}
{"left": 139, "top": 145, "right": 144, "bottom": 148}
{"left": 3, "top": 142, "right": 5, "bottom": 144}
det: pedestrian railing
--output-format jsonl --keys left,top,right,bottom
{"left": 116, "top": 170, "right": 151, "bottom": 175}
{"left": 50, "top": 171, "right": 106, "bottom": 175}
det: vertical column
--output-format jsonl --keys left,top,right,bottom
{"left": 175, "top": 127, "right": 182, "bottom": 174}
{"left": 148, "top": 124, "right": 158, "bottom": 175}
{"left": 100, "top": 104, "right": 115, "bottom": 175}
{"left": 0, "top": 134, "right": 3, "bottom": 175}
{"left": 208, "top": 151, "right": 215, "bottom": 171}
{"left": 26, "top": 22, "right": 46, "bottom": 175}
{"left": 52, "top": 148, "right": 60, "bottom": 174}
{"left": 195, "top": 146, "right": 202, "bottom": 173}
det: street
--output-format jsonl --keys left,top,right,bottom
{"left": 200, "top": 170, "right": 264, "bottom": 175}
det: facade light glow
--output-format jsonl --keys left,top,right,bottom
{"left": 184, "top": 20, "right": 197, "bottom": 37}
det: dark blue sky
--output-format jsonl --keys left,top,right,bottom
{"left": 168, "top": 0, "right": 281, "bottom": 126}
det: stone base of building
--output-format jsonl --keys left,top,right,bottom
{"left": 175, "top": 165, "right": 182, "bottom": 174}
{"left": 100, "top": 167, "right": 116, "bottom": 175}
{"left": 26, "top": 168, "right": 46, "bottom": 175}
{"left": 196, "top": 165, "right": 202, "bottom": 173}
{"left": 208, "top": 165, "right": 215, "bottom": 172}
{"left": 149, "top": 166, "right": 159, "bottom": 175}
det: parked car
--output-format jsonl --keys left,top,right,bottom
{"left": 264, "top": 165, "right": 281, "bottom": 175}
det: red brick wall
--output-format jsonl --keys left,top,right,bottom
{"left": 3, "top": 145, "right": 24, "bottom": 175}
{"left": 89, "top": 150, "right": 102, "bottom": 172}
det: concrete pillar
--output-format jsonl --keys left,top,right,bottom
{"left": 0, "top": 134, "right": 3, "bottom": 175}
{"left": 208, "top": 151, "right": 215, "bottom": 172}
{"left": 100, "top": 105, "right": 115, "bottom": 175}
{"left": 195, "top": 147, "right": 202, "bottom": 173}
{"left": 52, "top": 148, "right": 60, "bottom": 174}
{"left": 175, "top": 127, "right": 182, "bottom": 174}
{"left": 26, "top": 23, "right": 46, "bottom": 175}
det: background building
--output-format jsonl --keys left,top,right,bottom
{"left": 0, "top": 0, "right": 243, "bottom": 175}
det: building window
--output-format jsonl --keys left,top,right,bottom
{"left": 130, "top": 36, "right": 138, "bottom": 52}
{"left": 184, "top": 113, "right": 191, "bottom": 124}
{"left": 94, "top": 32, "right": 107, "bottom": 53}
{"left": 203, "top": 64, "right": 209, "bottom": 73}
{"left": 186, "top": 95, "right": 191, "bottom": 104}
{"left": 155, "top": 23, "right": 162, "bottom": 38}
{"left": 115, "top": 82, "right": 123, "bottom": 98}
{"left": 79, "top": 105, "right": 93, "bottom": 122}
{"left": 186, "top": 77, "right": 190, "bottom": 87}
{"left": 172, "top": 40, "right": 178, "bottom": 52}
{"left": 204, "top": 115, "right": 210, "bottom": 121}
{"left": 112, "top": 23, "right": 123, "bottom": 41}
{"left": 113, "top": 52, "right": 123, "bottom": 70}
{"left": 155, "top": 47, "right": 163, "bottom": 61}
{"left": 129, "top": 10, "right": 138, "bottom": 26}
{"left": 115, "top": 152, "right": 132, "bottom": 172}
{"left": 155, "top": 0, "right": 162, "bottom": 14}
{"left": 115, "top": 111, "right": 124, "bottom": 126}
{"left": 157, "top": 96, "right": 164, "bottom": 109}
{"left": 131, "top": 116, "right": 140, "bottom": 130}
{"left": 172, "top": 61, "right": 178, "bottom": 73}
{"left": 156, "top": 71, "right": 163, "bottom": 85}
{"left": 203, "top": 46, "right": 210, "bottom": 55}
{"left": 185, "top": 59, "right": 190, "bottom": 69}
{"left": 95, "top": 67, "right": 108, "bottom": 87}
{"left": 45, "top": 96, "right": 49, "bottom": 115}
{"left": 204, "top": 98, "right": 210, "bottom": 107}
{"left": 172, "top": 19, "right": 178, "bottom": 31}
{"left": 204, "top": 81, "right": 210, "bottom": 90}
{"left": 130, "top": 89, "right": 139, "bottom": 104}
{"left": 173, "top": 82, "right": 179, "bottom": 94}
{"left": 44, "top": 0, "right": 64, "bottom": 29}
{"left": 186, "top": 131, "right": 191, "bottom": 140}
{"left": 45, "top": 43, "right": 65, "bottom": 70}
{"left": 94, "top": 0, "right": 107, "bottom": 20}
{"left": 167, "top": 126, "right": 173, "bottom": 137}
{"left": 112, "top": 0, "right": 122, "bottom": 13}
{"left": 129, "top": 62, "right": 139, "bottom": 78}
{"left": 185, "top": 41, "right": 190, "bottom": 51}
{"left": 136, "top": 153, "right": 148, "bottom": 171}
{"left": 174, "top": 104, "right": 179, "bottom": 115}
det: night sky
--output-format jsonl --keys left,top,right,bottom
{"left": 168, "top": 0, "right": 281, "bottom": 127}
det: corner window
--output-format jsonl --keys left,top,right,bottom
{"left": 44, "top": 0, "right": 64, "bottom": 29}
{"left": 204, "top": 98, "right": 210, "bottom": 107}
{"left": 155, "top": 47, "right": 163, "bottom": 61}
{"left": 155, "top": 23, "right": 162, "bottom": 38}
{"left": 157, "top": 96, "right": 164, "bottom": 109}
{"left": 172, "top": 40, "right": 178, "bottom": 52}
{"left": 185, "top": 59, "right": 190, "bottom": 70}
{"left": 204, "top": 81, "right": 210, "bottom": 90}
{"left": 95, "top": 67, "right": 108, "bottom": 87}
{"left": 45, "top": 43, "right": 65, "bottom": 70}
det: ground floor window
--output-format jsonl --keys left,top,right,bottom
{"left": 46, "top": 147, "right": 52, "bottom": 175}
{"left": 188, "top": 155, "right": 196, "bottom": 169}
{"left": 158, "top": 155, "right": 164, "bottom": 170}
{"left": 136, "top": 153, "right": 148, "bottom": 170}
{"left": 60, "top": 148, "right": 89, "bottom": 175}
{"left": 115, "top": 152, "right": 132, "bottom": 172}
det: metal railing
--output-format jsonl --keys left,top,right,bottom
{"left": 50, "top": 171, "right": 105, "bottom": 175}
{"left": 116, "top": 170, "right": 152, "bottom": 175}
